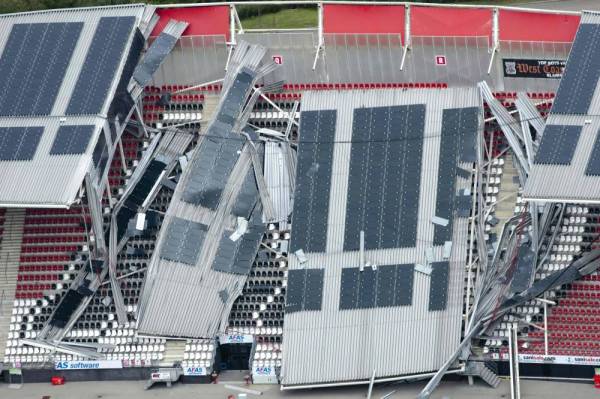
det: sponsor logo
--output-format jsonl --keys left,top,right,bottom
{"left": 54, "top": 360, "right": 122, "bottom": 370}
{"left": 184, "top": 366, "right": 206, "bottom": 376}
{"left": 254, "top": 366, "right": 274, "bottom": 375}
{"left": 503, "top": 59, "right": 566, "bottom": 79}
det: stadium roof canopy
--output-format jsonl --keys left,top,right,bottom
{"left": 0, "top": 5, "right": 148, "bottom": 208}
{"left": 524, "top": 11, "right": 600, "bottom": 203}
{"left": 281, "top": 88, "right": 482, "bottom": 386}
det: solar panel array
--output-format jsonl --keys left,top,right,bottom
{"left": 433, "top": 107, "right": 479, "bottom": 245}
{"left": 289, "top": 110, "right": 336, "bottom": 253}
{"left": 285, "top": 269, "right": 325, "bottom": 313}
{"left": 50, "top": 125, "right": 96, "bottom": 155}
{"left": 0, "top": 22, "right": 82, "bottom": 117}
{"left": 551, "top": 24, "right": 600, "bottom": 115}
{"left": 66, "top": 16, "right": 136, "bottom": 115}
{"left": 212, "top": 207, "right": 266, "bottom": 275}
{"left": 160, "top": 217, "right": 208, "bottom": 265}
{"left": 524, "top": 12, "right": 600, "bottom": 202}
{"left": 343, "top": 105, "right": 425, "bottom": 251}
{"left": 585, "top": 131, "right": 600, "bottom": 176}
{"left": 534, "top": 125, "right": 582, "bottom": 165}
{"left": 0, "top": 126, "right": 44, "bottom": 161}
{"left": 339, "top": 264, "right": 414, "bottom": 310}
{"left": 428, "top": 261, "right": 450, "bottom": 311}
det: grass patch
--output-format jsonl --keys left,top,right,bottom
{"left": 241, "top": 8, "right": 318, "bottom": 30}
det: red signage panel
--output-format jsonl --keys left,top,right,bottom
{"left": 499, "top": 10, "right": 579, "bottom": 42}
{"left": 323, "top": 4, "right": 405, "bottom": 37}
{"left": 411, "top": 6, "right": 492, "bottom": 37}
{"left": 151, "top": 6, "right": 230, "bottom": 39}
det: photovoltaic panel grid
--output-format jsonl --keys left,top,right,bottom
{"left": 283, "top": 88, "right": 481, "bottom": 386}
{"left": 524, "top": 11, "right": 600, "bottom": 202}
{"left": 66, "top": 16, "right": 136, "bottom": 115}
{"left": 0, "top": 22, "right": 82, "bottom": 117}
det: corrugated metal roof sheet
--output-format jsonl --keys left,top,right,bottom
{"left": 0, "top": 4, "right": 147, "bottom": 207}
{"left": 524, "top": 11, "right": 600, "bottom": 203}
{"left": 137, "top": 43, "right": 272, "bottom": 338}
{"left": 281, "top": 88, "right": 482, "bottom": 386}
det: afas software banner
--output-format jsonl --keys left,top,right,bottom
{"left": 503, "top": 58, "right": 566, "bottom": 79}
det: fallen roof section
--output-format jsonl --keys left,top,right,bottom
{"left": 0, "top": 5, "right": 148, "bottom": 207}
{"left": 524, "top": 11, "right": 600, "bottom": 203}
{"left": 137, "top": 42, "right": 276, "bottom": 338}
{"left": 281, "top": 88, "right": 482, "bottom": 386}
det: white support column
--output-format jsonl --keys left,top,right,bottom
{"left": 511, "top": 327, "right": 521, "bottom": 399}
{"left": 508, "top": 326, "right": 521, "bottom": 399}
{"left": 118, "top": 137, "right": 127, "bottom": 174}
{"left": 225, "top": 4, "right": 237, "bottom": 71}
{"left": 465, "top": 164, "right": 477, "bottom": 328}
{"left": 543, "top": 297, "right": 549, "bottom": 355}
{"left": 400, "top": 4, "right": 411, "bottom": 71}
{"left": 312, "top": 2, "right": 324, "bottom": 70}
{"left": 487, "top": 8, "right": 500, "bottom": 75}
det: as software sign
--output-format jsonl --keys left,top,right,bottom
{"left": 54, "top": 360, "right": 123, "bottom": 370}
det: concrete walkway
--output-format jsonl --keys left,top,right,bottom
{"left": 0, "top": 378, "right": 598, "bottom": 399}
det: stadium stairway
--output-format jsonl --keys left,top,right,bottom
{"left": 465, "top": 360, "right": 501, "bottom": 388}
{"left": 492, "top": 154, "right": 520, "bottom": 237}
{"left": 161, "top": 339, "right": 186, "bottom": 367}
{"left": 0, "top": 208, "right": 25, "bottom": 360}
{"left": 202, "top": 94, "right": 220, "bottom": 122}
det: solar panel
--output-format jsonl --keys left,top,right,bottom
{"left": 286, "top": 268, "right": 325, "bottom": 313}
{"left": 212, "top": 231, "right": 238, "bottom": 273}
{"left": 133, "top": 30, "right": 180, "bottom": 86}
{"left": 50, "top": 125, "right": 96, "bottom": 155}
{"left": 0, "top": 22, "right": 82, "bottom": 117}
{"left": 232, "top": 167, "right": 259, "bottom": 219}
{"left": 125, "top": 159, "right": 166, "bottom": 208}
{"left": 429, "top": 261, "right": 449, "bottom": 311}
{"left": 552, "top": 24, "right": 600, "bottom": 115}
{"left": 160, "top": 217, "right": 208, "bottom": 265}
{"left": 290, "top": 110, "right": 336, "bottom": 253}
{"left": 339, "top": 264, "right": 415, "bottom": 310}
{"left": 433, "top": 108, "right": 478, "bottom": 246}
{"left": 286, "top": 270, "right": 306, "bottom": 313}
{"left": 585, "top": 130, "right": 600, "bottom": 176}
{"left": 66, "top": 16, "right": 136, "bottom": 115}
{"left": 182, "top": 137, "right": 244, "bottom": 208}
{"left": 344, "top": 105, "right": 425, "bottom": 251}
{"left": 534, "top": 125, "right": 582, "bottom": 165}
{"left": 0, "top": 126, "right": 44, "bottom": 161}
{"left": 304, "top": 269, "right": 325, "bottom": 311}
{"left": 339, "top": 267, "right": 360, "bottom": 310}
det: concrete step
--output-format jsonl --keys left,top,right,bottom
{"left": 202, "top": 94, "right": 220, "bottom": 122}
{"left": 0, "top": 208, "right": 25, "bottom": 360}
{"left": 480, "top": 367, "right": 501, "bottom": 388}
{"left": 160, "top": 340, "right": 186, "bottom": 366}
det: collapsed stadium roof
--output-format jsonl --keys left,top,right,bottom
{"left": 3, "top": 1, "right": 600, "bottom": 398}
